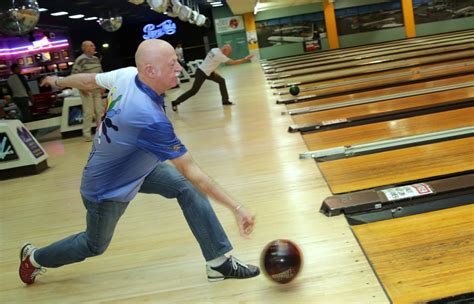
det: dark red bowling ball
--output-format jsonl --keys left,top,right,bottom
{"left": 260, "top": 239, "right": 303, "bottom": 284}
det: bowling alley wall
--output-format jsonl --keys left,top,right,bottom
{"left": 252, "top": 0, "right": 474, "bottom": 60}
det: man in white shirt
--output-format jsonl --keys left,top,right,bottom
{"left": 171, "top": 44, "right": 253, "bottom": 111}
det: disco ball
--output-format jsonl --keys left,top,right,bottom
{"left": 0, "top": 0, "right": 40, "bottom": 36}
{"left": 97, "top": 16, "right": 123, "bottom": 32}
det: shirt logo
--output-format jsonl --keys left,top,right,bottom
{"left": 98, "top": 88, "right": 122, "bottom": 144}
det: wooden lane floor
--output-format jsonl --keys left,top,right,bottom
{"left": 262, "top": 30, "right": 474, "bottom": 65}
{"left": 0, "top": 63, "right": 390, "bottom": 303}
{"left": 274, "top": 59, "right": 474, "bottom": 97}
{"left": 303, "top": 107, "right": 474, "bottom": 151}
{"left": 266, "top": 42, "right": 474, "bottom": 80}
{"left": 262, "top": 29, "right": 474, "bottom": 68}
{"left": 275, "top": 60, "right": 474, "bottom": 103}
{"left": 316, "top": 136, "right": 474, "bottom": 194}
{"left": 266, "top": 34, "right": 474, "bottom": 73}
{"left": 289, "top": 88, "right": 474, "bottom": 127}
{"left": 352, "top": 204, "right": 474, "bottom": 303}
{"left": 270, "top": 49, "right": 474, "bottom": 87}
{"left": 285, "top": 73, "right": 474, "bottom": 112}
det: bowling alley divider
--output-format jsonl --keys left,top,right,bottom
{"left": 0, "top": 120, "right": 48, "bottom": 180}
{"left": 288, "top": 99, "right": 474, "bottom": 134}
{"left": 319, "top": 173, "right": 473, "bottom": 220}
{"left": 300, "top": 126, "right": 474, "bottom": 162}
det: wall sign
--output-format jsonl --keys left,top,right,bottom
{"left": 214, "top": 16, "right": 244, "bottom": 33}
{"left": 380, "top": 183, "right": 434, "bottom": 201}
{"left": 143, "top": 20, "right": 177, "bottom": 39}
{"left": 304, "top": 40, "right": 321, "bottom": 52}
{"left": 28, "top": 36, "right": 52, "bottom": 51}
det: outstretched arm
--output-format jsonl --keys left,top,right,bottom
{"left": 171, "top": 152, "right": 256, "bottom": 238}
{"left": 40, "top": 74, "right": 102, "bottom": 91}
{"left": 225, "top": 54, "right": 254, "bottom": 65}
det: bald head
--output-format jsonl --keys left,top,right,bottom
{"left": 221, "top": 44, "right": 232, "bottom": 56}
{"left": 135, "top": 39, "right": 181, "bottom": 94}
{"left": 135, "top": 39, "right": 174, "bottom": 73}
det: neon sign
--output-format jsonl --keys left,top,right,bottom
{"left": 0, "top": 39, "right": 69, "bottom": 58}
{"left": 28, "top": 37, "right": 52, "bottom": 51}
{"left": 143, "top": 20, "right": 177, "bottom": 40}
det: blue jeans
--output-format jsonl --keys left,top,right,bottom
{"left": 34, "top": 162, "right": 233, "bottom": 268}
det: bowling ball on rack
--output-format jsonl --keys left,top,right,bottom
{"left": 260, "top": 239, "right": 303, "bottom": 284}
{"left": 289, "top": 84, "right": 300, "bottom": 96}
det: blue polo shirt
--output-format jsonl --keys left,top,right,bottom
{"left": 80, "top": 67, "right": 187, "bottom": 203}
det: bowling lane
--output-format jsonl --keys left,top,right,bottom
{"left": 274, "top": 60, "right": 474, "bottom": 101}
{"left": 317, "top": 137, "right": 474, "bottom": 194}
{"left": 303, "top": 107, "right": 474, "bottom": 151}
{"left": 352, "top": 204, "right": 474, "bottom": 303}
{"left": 267, "top": 42, "right": 473, "bottom": 80}
{"left": 270, "top": 50, "right": 474, "bottom": 87}
{"left": 290, "top": 89, "right": 474, "bottom": 126}
{"left": 285, "top": 74, "right": 474, "bottom": 111}
{"left": 268, "top": 37, "right": 473, "bottom": 73}
{"left": 263, "top": 29, "right": 474, "bottom": 68}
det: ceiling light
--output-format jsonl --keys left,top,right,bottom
{"left": 84, "top": 17, "right": 98, "bottom": 21}
{"left": 102, "top": 43, "right": 109, "bottom": 48}
{"left": 51, "top": 11, "right": 69, "bottom": 16}
{"left": 69, "top": 14, "right": 85, "bottom": 19}
{"left": 211, "top": 3, "right": 223, "bottom": 7}
{"left": 38, "top": 8, "right": 48, "bottom": 12}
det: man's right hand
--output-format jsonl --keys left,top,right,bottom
{"left": 234, "top": 206, "right": 256, "bottom": 238}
